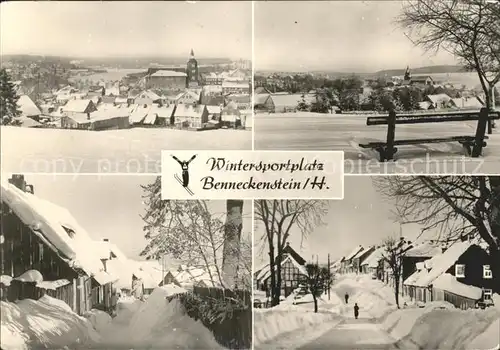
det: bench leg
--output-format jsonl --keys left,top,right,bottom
{"left": 461, "top": 143, "right": 472, "bottom": 157}
{"left": 384, "top": 147, "right": 398, "bottom": 161}
{"left": 376, "top": 147, "right": 386, "bottom": 162}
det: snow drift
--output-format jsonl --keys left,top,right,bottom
{"left": 0, "top": 295, "right": 100, "bottom": 350}
{"left": 125, "top": 286, "right": 222, "bottom": 349}
{"left": 254, "top": 308, "right": 340, "bottom": 348}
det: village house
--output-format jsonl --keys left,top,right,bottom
{"left": 340, "top": 245, "right": 365, "bottom": 274}
{"left": 401, "top": 241, "right": 443, "bottom": 296}
{"left": 131, "top": 90, "right": 163, "bottom": 106}
{"left": 61, "top": 99, "right": 98, "bottom": 129}
{"left": 175, "top": 90, "right": 200, "bottom": 105}
{"left": 172, "top": 104, "right": 209, "bottom": 129}
{"left": 145, "top": 70, "right": 187, "bottom": 91}
{"left": 254, "top": 93, "right": 275, "bottom": 112}
{"left": 225, "top": 94, "right": 251, "bottom": 110}
{"left": 403, "top": 240, "right": 495, "bottom": 309}
{"left": 0, "top": 175, "right": 117, "bottom": 314}
{"left": 451, "top": 96, "right": 484, "bottom": 110}
{"left": 202, "top": 72, "right": 224, "bottom": 85}
{"left": 206, "top": 105, "right": 222, "bottom": 121}
{"left": 222, "top": 81, "right": 250, "bottom": 95}
{"left": 351, "top": 246, "right": 376, "bottom": 274}
{"left": 254, "top": 243, "right": 307, "bottom": 299}
{"left": 87, "top": 105, "right": 130, "bottom": 130}
{"left": 360, "top": 246, "right": 385, "bottom": 278}
{"left": 424, "top": 93, "right": 454, "bottom": 109}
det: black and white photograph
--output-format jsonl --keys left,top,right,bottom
{"left": 0, "top": 174, "right": 252, "bottom": 349}
{"left": 0, "top": 1, "right": 252, "bottom": 174}
{"left": 253, "top": 1, "right": 500, "bottom": 174}
{"left": 253, "top": 177, "right": 499, "bottom": 349}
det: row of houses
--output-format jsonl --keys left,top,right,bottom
{"left": 15, "top": 89, "right": 252, "bottom": 130}
{"left": 0, "top": 174, "right": 226, "bottom": 315}
{"left": 335, "top": 238, "right": 497, "bottom": 310}
{"left": 254, "top": 90, "right": 321, "bottom": 114}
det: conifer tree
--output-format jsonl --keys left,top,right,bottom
{"left": 0, "top": 68, "right": 21, "bottom": 125}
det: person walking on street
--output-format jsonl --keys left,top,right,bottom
{"left": 345, "top": 293, "right": 349, "bottom": 304}
{"left": 354, "top": 303, "right": 359, "bottom": 319}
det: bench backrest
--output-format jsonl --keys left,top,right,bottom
{"left": 367, "top": 110, "right": 500, "bottom": 126}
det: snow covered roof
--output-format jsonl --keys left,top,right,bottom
{"left": 129, "top": 104, "right": 151, "bottom": 124}
{"left": 451, "top": 97, "right": 483, "bottom": 109}
{"left": 361, "top": 247, "right": 385, "bottom": 267}
{"left": 345, "top": 245, "right": 365, "bottom": 262}
{"left": 254, "top": 94, "right": 271, "bottom": 105}
{"left": 63, "top": 99, "right": 94, "bottom": 113}
{"left": 175, "top": 90, "right": 200, "bottom": 101}
{"left": 433, "top": 273, "right": 482, "bottom": 300}
{"left": 18, "top": 116, "right": 43, "bottom": 128}
{"left": 173, "top": 104, "right": 206, "bottom": 118}
{"left": 1, "top": 179, "right": 116, "bottom": 285}
{"left": 17, "top": 95, "right": 41, "bottom": 117}
{"left": 257, "top": 255, "right": 308, "bottom": 283}
{"left": 206, "top": 105, "right": 221, "bottom": 114}
{"left": 406, "top": 241, "right": 474, "bottom": 287}
{"left": 173, "top": 266, "right": 222, "bottom": 288}
{"left": 271, "top": 94, "right": 313, "bottom": 107}
{"left": 426, "top": 94, "right": 451, "bottom": 105}
{"left": 135, "top": 90, "right": 162, "bottom": 101}
{"left": 151, "top": 70, "right": 187, "bottom": 78}
{"left": 222, "top": 81, "right": 250, "bottom": 89}
{"left": 406, "top": 242, "right": 442, "bottom": 258}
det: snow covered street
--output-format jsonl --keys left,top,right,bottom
{"left": 297, "top": 319, "right": 398, "bottom": 350}
{"left": 254, "top": 274, "right": 500, "bottom": 350}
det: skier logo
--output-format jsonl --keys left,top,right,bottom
{"left": 171, "top": 154, "right": 197, "bottom": 196}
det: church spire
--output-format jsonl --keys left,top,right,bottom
{"left": 190, "top": 49, "right": 195, "bottom": 58}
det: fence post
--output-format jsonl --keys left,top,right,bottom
{"left": 72, "top": 278, "right": 77, "bottom": 313}
{"left": 472, "top": 107, "right": 488, "bottom": 157}
{"left": 385, "top": 109, "right": 397, "bottom": 161}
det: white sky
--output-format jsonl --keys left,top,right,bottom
{"left": 254, "top": 176, "right": 428, "bottom": 267}
{"left": 24, "top": 175, "right": 252, "bottom": 260}
{"left": 255, "top": 1, "right": 458, "bottom": 72}
{"left": 0, "top": 1, "right": 252, "bottom": 59}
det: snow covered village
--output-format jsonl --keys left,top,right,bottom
{"left": 0, "top": 174, "right": 252, "bottom": 349}
{"left": 252, "top": 178, "right": 500, "bottom": 350}
{"left": 254, "top": 1, "right": 500, "bottom": 174}
{"left": 0, "top": 1, "right": 252, "bottom": 173}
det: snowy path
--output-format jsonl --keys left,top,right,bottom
{"left": 297, "top": 318, "right": 399, "bottom": 350}
{"left": 255, "top": 114, "right": 500, "bottom": 174}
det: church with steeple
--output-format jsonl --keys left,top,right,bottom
{"left": 186, "top": 49, "right": 199, "bottom": 88}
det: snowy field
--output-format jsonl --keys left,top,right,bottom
{"left": 255, "top": 274, "right": 500, "bottom": 350}
{"left": 0, "top": 126, "right": 252, "bottom": 173}
{"left": 1, "top": 285, "right": 223, "bottom": 350}
{"left": 254, "top": 113, "right": 500, "bottom": 174}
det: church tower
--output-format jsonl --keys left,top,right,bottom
{"left": 404, "top": 66, "right": 411, "bottom": 81}
{"left": 186, "top": 49, "right": 199, "bottom": 88}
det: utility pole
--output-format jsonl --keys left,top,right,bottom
{"left": 327, "top": 253, "right": 331, "bottom": 300}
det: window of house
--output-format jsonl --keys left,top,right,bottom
{"left": 483, "top": 265, "right": 492, "bottom": 279}
{"left": 455, "top": 264, "right": 465, "bottom": 278}
{"left": 483, "top": 289, "right": 493, "bottom": 300}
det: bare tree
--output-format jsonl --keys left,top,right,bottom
{"left": 373, "top": 176, "right": 500, "bottom": 284}
{"left": 398, "top": 0, "right": 500, "bottom": 113}
{"left": 141, "top": 179, "right": 250, "bottom": 289}
{"left": 380, "top": 236, "right": 413, "bottom": 308}
{"left": 304, "top": 263, "right": 333, "bottom": 313}
{"left": 222, "top": 200, "right": 244, "bottom": 289}
{"left": 254, "top": 200, "right": 329, "bottom": 306}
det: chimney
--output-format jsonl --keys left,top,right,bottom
{"left": 87, "top": 112, "right": 90, "bottom": 120}
{"left": 9, "top": 174, "right": 26, "bottom": 191}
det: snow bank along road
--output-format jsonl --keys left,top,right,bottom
{"left": 254, "top": 113, "right": 500, "bottom": 174}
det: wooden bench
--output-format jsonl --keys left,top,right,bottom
{"left": 359, "top": 108, "right": 500, "bottom": 162}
